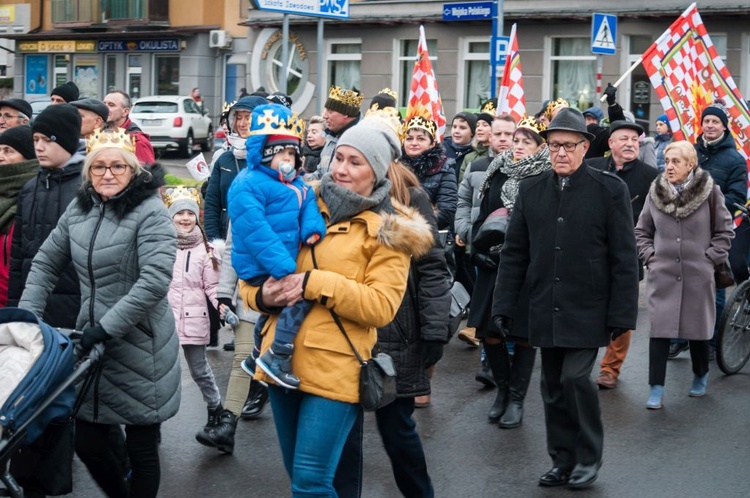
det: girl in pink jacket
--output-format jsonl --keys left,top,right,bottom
{"left": 165, "top": 187, "right": 224, "bottom": 441}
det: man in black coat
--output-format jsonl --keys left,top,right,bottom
{"left": 588, "top": 120, "right": 659, "bottom": 389}
{"left": 493, "top": 108, "right": 639, "bottom": 489}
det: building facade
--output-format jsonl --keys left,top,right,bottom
{"left": 244, "top": 0, "right": 750, "bottom": 132}
{"left": 2, "top": 0, "right": 251, "bottom": 118}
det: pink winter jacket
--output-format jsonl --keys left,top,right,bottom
{"left": 168, "top": 240, "right": 221, "bottom": 345}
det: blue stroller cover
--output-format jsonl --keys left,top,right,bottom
{"left": 0, "top": 308, "right": 76, "bottom": 446}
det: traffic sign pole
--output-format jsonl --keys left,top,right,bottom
{"left": 281, "top": 14, "right": 289, "bottom": 94}
{"left": 490, "top": 0, "right": 503, "bottom": 98}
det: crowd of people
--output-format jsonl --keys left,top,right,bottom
{"left": 0, "top": 76, "right": 746, "bottom": 497}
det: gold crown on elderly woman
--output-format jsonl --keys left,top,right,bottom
{"left": 163, "top": 186, "right": 202, "bottom": 208}
{"left": 86, "top": 128, "right": 136, "bottom": 154}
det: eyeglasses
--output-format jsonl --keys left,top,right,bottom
{"left": 548, "top": 140, "right": 586, "bottom": 153}
{"left": 0, "top": 113, "right": 19, "bottom": 121}
{"left": 90, "top": 164, "right": 132, "bottom": 177}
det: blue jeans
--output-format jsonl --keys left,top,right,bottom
{"left": 269, "top": 386, "right": 358, "bottom": 497}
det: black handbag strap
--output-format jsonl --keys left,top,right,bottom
{"left": 310, "top": 246, "right": 366, "bottom": 366}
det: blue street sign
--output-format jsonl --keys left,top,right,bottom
{"left": 591, "top": 13, "right": 617, "bottom": 55}
{"left": 254, "top": 0, "right": 349, "bottom": 20}
{"left": 442, "top": 1, "right": 493, "bottom": 21}
{"left": 493, "top": 35, "right": 510, "bottom": 66}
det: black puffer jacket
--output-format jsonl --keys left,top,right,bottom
{"left": 695, "top": 132, "right": 748, "bottom": 213}
{"left": 400, "top": 144, "right": 458, "bottom": 230}
{"left": 377, "top": 188, "right": 451, "bottom": 396}
{"left": 7, "top": 154, "right": 84, "bottom": 328}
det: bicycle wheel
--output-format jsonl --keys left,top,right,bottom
{"left": 716, "top": 279, "right": 750, "bottom": 375}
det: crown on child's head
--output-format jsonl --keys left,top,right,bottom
{"left": 163, "top": 186, "right": 202, "bottom": 208}
{"left": 480, "top": 99, "right": 497, "bottom": 115}
{"left": 86, "top": 128, "right": 135, "bottom": 154}
{"left": 250, "top": 108, "right": 306, "bottom": 140}
{"left": 328, "top": 86, "right": 364, "bottom": 108}
{"left": 517, "top": 115, "right": 547, "bottom": 136}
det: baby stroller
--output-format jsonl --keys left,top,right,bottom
{"left": 0, "top": 308, "right": 103, "bottom": 498}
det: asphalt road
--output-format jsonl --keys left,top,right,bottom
{"left": 56, "top": 281, "right": 750, "bottom": 498}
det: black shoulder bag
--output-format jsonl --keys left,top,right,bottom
{"left": 310, "top": 246, "right": 397, "bottom": 411}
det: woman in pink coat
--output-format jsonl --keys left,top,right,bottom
{"left": 165, "top": 187, "right": 224, "bottom": 440}
{"left": 635, "top": 141, "right": 734, "bottom": 410}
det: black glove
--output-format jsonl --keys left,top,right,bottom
{"left": 422, "top": 341, "right": 444, "bottom": 369}
{"left": 493, "top": 315, "right": 512, "bottom": 339}
{"left": 81, "top": 325, "right": 110, "bottom": 350}
{"left": 604, "top": 83, "right": 618, "bottom": 106}
{"left": 609, "top": 327, "right": 629, "bottom": 340}
{"left": 217, "top": 297, "right": 236, "bottom": 315}
{"left": 472, "top": 252, "right": 498, "bottom": 270}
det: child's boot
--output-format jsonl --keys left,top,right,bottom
{"left": 241, "top": 346, "right": 261, "bottom": 377}
{"left": 195, "top": 405, "right": 223, "bottom": 441}
{"left": 257, "top": 343, "right": 300, "bottom": 389}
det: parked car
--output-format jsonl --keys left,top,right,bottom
{"left": 30, "top": 97, "right": 52, "bottom": 121}
{"left": 130, "top": 96, "right": 213, "bottom": 157}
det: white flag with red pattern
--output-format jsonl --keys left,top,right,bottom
{"left": 406, "top": 25, "right": 447, "bottom": 141}
{"left": 497, "top": 23, "right": 526, "bottom": 122}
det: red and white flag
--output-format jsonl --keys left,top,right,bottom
{"left": 642, "top": 3, "right": 750, "bottom": 157}
{"left": 406, "top": 25, "right": 447, "bottom": 141}
{"left": 185, "top": 152, "right": 210, "bottom": 181}
{"left": 497, "top": 23, "right": 526, "bottom": 122}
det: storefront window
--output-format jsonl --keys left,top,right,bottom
{"left": 128, "top": 55, "right": 142, "bottom": 100}
{"left": 398, "top": 39, "right": 437, "bottom": 106}
{"left": 551, "top": 37, "right": 596, "bottom": 110}
{"left": 155, "top": 55, "right": 179, "bottom": 96}
{"left": 54, "top": 54, "right": 69, "bottom": 88}
{"left": 327, "top": 41, "right": 361, "bottom": 93}
{"left": 105, "top": 55, "right": 117, "bottom": 94}
{"left": 74, "top": 55, "right": 99, "bottom": 98}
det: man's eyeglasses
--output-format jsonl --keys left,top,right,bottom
{"left": 548, "top": 140, "right": 586, "bottom": 153}
{"left": 90, "top": 164, "right": 132, "bottom": 177}
{"left": 0, "top": 113, "right": 19, "bottom": 121}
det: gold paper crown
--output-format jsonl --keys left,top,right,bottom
{"left": 250, "top": 109, "right": 306, "bottom": 140}
{"left": 402, "top": 115, "right": 437, "bottom": 140}
{"left": 327, "top": 86, "right": 363, "bottom": 108}
{"left": 222, "top": 101, "right": 236, "bottom": 114}
{"left": 545, "top": 98, "right": 569, "bottom": 120}
{"left": 516, "top": 115, "right": 547, "bottom": 136}
{"left": 377, "top": 88, "right": 398, "bottom": 101}
{"left": 480, "top": 99, "right": 497, "bottom": 115}
{"left": 86, "top": 128, "right": 136, "bottom": 154}
{"left": 364, "top": 106, "right": 405, "bottom": 142}
{"left": 163, "top": 186, "right": 202, "bottom": 209}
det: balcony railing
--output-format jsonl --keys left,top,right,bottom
{"left": 51, "top": 0, "right": 168, "bottom": 25}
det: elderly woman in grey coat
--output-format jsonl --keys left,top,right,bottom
{"left": 635, "top": 141, "right": 734, "bottom": 410}
{"left": 19, "top": 129, "right": 179, "bottom": 498}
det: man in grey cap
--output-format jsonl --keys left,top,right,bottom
{"left": 71, "top": 98, "right": 109, "bottom": 138}
{"left": 0, "top": 98, "right": 32, "bottom": 135}
{"left": 492, "top": 108, "right": 639, "bottom": 489}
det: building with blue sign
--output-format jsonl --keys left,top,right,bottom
{"left": 242, "top": 0, "right": 750, "bottom": 131}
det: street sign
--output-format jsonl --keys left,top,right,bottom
{"left": 493, "top": 35, "right": 510, "bottom": 66}
{"left": 591, "top": 13, "right": 617, "bottom": 55}
{"left": 442, "top": 1, "right": 493, "bottom": 21}
{"left": 254, "top": 0, "right": 349, "bottom": 20}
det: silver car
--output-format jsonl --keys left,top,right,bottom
{"left": 130, "top": 96, "right": 213, "bottom": 157}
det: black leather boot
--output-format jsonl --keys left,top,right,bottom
{"left": 241, "top": 381, "right": 269, "bottom": 420}
{"left": 499, "top": 345, "right": 536, "bottom": 429}
{"left": 195, "top": 409, "right": 237, "bottom": 454}
{"left": 475, "top": 356, "right": 497, "bottom": 389}
{"left": 484, "top": 342, "right": 510, "bottom": 422}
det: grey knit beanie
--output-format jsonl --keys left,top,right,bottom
{"left": 336, "top": 121, "right": 401, "bottom": 185}
{"left": 168, "top": 198, "right": 200, "bottom": 221}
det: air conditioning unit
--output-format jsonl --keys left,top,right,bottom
{"left": 209, "top": 30, "right": 232, "bottom": 49}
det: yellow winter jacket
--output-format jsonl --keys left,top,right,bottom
{"left": 239, "top": 196, "right": 433, "bottom": 404}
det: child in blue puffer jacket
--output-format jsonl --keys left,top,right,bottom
{"left": 227, "top": 103, "right": 326, "bottom": 389}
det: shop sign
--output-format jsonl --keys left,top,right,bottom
{"left": 18, "top": 40, "right": 96, "bottom": 53}
{"left": 97, "top": 39, "right": 180, "bottom": 52}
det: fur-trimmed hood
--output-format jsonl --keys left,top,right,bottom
{"left": 378, "top": 198, "right": 434, "bottom": 258}
{"left": 649, "top": 167, "right": 714, "bottom": 219}
{"left": 77, "top": 163, "right": 167, "bottom": 218}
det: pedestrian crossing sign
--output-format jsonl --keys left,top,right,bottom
{"left": 591, "top": 13, "right": 617, "bottom": 55}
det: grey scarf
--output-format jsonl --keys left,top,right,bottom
{"left": 320, "top": 173, "right": 392, "bottom": 225}
{"left": 480, "top": 147, "right": 551, "bottom": 211}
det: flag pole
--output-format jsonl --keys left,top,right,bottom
{"left": 599, "top": 57, "right": 643, "bottom": 102}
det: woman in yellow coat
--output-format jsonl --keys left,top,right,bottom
{"left": 239, "top": 118, "right": 433, "bottom": 497}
